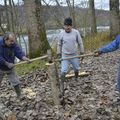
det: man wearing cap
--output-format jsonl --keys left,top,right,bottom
{"left": 57, "top": 17, "right": 84, "bottom": 95}
{"left": 0, "top": 32, "right": 30, "bottom": 99}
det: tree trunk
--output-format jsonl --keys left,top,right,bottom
{"left": 4, "top": 0, "right": 10, "bottom": 31}
{"left": 8, "top": 0, "right": 15, "bottom": 32}
{"left": 109, "top": 0, "right": 119, "bottom": 37}
{"left": 0, "top": 12, "right": 5, "bottom": 33}
{"left": 89, "top": 0, "right": 97, "bottom": 34}
{"left": 24, "top": 0, "right": 50, "bottom": 58}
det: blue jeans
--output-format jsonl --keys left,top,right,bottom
{"left": 61, "top": 53, "right": 80, "bottom": 75}
{"left": 117, "top": 63, "right": 120, "bottom": 94}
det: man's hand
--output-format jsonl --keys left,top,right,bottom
{"left": 94, "top": 50, "right": 102, "bottom": 57}
{"left": 22, "top": 56, "right": 31, "bottom": 63}
{"left": 5, "top": 62, "right": 14, "bottom": 69}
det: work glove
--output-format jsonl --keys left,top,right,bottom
{"left": 22, "top": 56, "right": 31, "bottom": 63}
{"left": 5, "top": 62, "right": 14, "bottom": 69}
{"left": 94, "top": 50, "right": 102, "bottom": 57}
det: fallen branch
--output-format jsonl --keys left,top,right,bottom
{"left": 66, "top": 71, "right": 90, "bottom": 78}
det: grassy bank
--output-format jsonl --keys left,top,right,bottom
{"left": 16, "top": 59, "right": 47, "bottom": 75}
{"left": 84, "top": 32, "right": 111, "bottom": 52}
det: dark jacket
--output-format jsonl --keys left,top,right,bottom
{"left": 0, "top": 38, "right": 25, "bottom": 70}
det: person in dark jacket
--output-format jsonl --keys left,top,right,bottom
{"left": 95, "top": 34, "right": 120, "bottom": 101}
{"left": 0, "top": 32, "right": 30, "bottom": 99}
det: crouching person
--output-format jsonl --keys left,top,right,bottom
{"left": 0, "top": 32, "right": 30, "bottom": 99}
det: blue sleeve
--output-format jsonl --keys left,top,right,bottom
{"left": 0, "top": 46, "right": 6, "bottom": 64}
{"left": 14, "top": 44, "right": 25, "bottom": 60}
{"left": 100, "top": 35, "right": 120, "bottom": 53}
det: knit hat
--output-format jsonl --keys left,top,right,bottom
{"left": 64, "top": 17, "right": 72, "bottom": 26}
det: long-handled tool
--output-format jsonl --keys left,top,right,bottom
{"left": 55, "top": 53, "right": 94, "bottom": 62}
{"left": 15, "top": 55, "right": 48, "bottom": 66}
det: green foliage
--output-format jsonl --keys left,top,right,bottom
{"left": 84, "top": 32, "right": 111, "bottom": 52}
{"left": 16, "top": 59, "right": 47, "bottom": 75}
{"left": 29, "top": 49, "right": 43, "bottom": 59}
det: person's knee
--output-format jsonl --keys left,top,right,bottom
{"left": 72, "top": 62, "right": 80, "bottom": 71}
{"left": 9, "top": 78, "right": 21, "bottom": 86}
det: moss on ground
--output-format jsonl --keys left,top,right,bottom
{"left": 16, "top": 59, "right": 47, "bottom": 75}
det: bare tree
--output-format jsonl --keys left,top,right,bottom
{"left": 89, "top": 0, "right": 97, "bottom": 34}
{"left": 66, "top": 0, "right": 76, "bottom": 28}
{"left": 109, "top": 0, "right": 119, "bottom": 37}
{"left": 4, "top": 0, "right": 10, "bottom": 31}
{"left": 42, "top": 0, "right": 65, "bottom": 28}
{"left": 0, "top": 12, "right": 5, "bottom": 33}
{"left": 8, "top": 0, "right": 15, "bottom": 32}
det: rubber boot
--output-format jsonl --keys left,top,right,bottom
{"left": 14, "top": 84, "right": 21, "bottom": 98}
{"left": 74, "top": 71, "right": 79, "bottom": 81}
{"left": 60, "top": 74, "right": 66, "bottom": 96}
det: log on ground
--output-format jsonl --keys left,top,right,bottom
{"left": 66, "top": 71, "right": 90, "bottom": 78}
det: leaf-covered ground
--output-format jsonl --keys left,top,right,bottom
{"left": 1, "top": 50, "right": 120, "bottom": 120}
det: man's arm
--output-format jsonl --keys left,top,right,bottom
{"left": 14, "top": 44, "right": 30, "bottom": 62}
{"left": 76, "top": 31, "right": 84, "bottom": 54}
{"left": 99, "top": 35, "right": 120, "bottom": 53}
{"left": 14, "top": 44, "right": 25, "bottom": 60}
{"left": 57, "top": 33, "right": 62, "bottom": 56}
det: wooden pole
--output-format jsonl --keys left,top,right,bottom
{"left": 55, "top": 53, "right": 94, "bottom": 62}
{"left": 46, "top": 49, "right": 61, "bottom": 105}
{"left": 14, "top": 53, "right": 94, "bottom": 66}
{"left": 15, "top": 55, "right": 47, "bottom": 66}
{"left": 47, "top": 62, "right": 61, "bottom": 105}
